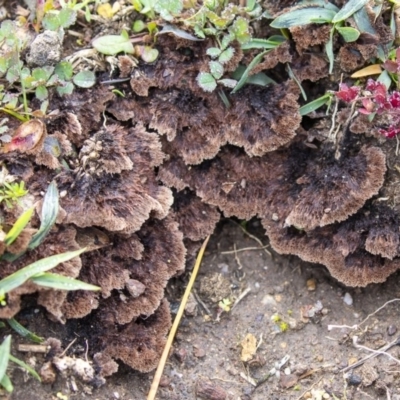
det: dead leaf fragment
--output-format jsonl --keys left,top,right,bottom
{"left": 240, "top": 333, "right": 257, "bottom": 362}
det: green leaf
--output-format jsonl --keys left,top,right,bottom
{"left": 332, "top": 0, "right": 369, "bottom": 23}
{"left": 158, "top": 24, "right": 203, "bottom": 41}
{"left": 231, "top": 50, "right": 269, "bottom": 94}
{"left": 246, "top": 72, "right": 276, "bottom": 86}
{"left": 221, "top": 32, "right": 234, "bottom": 50}
{"left": 55, "top": 61, "right": 73, "bottom": 81}
{"left": 56, "top": 81, "right": 74, "bottom": 96}
{"left": 0, "top": 336, "right": 11, "bottom": 383}
{"left": 58, "top": 8, "right": 77, "bottom": 28}
{"left": 32, "top": 68, "right": 48, "bottom": 82}
{"left": 270, "top": 7, "right": 336, "bottom": 28}
{"left": 0, "top": 248, "right": 85, "bottom": 295}
{"left": 209, "top": 61, "right": 224, "bottom": 79}
{"left": 241, "top": 37, "right": 286, "bottom": 50}
{"left": 231, "top": 16, "right": 250, "bottom": 44}
{"left": 92, "top": 35, "right": 135, "bottom": 56}
{"left": 42, "top": 13, "right": 60, "bottom": 31}
{"left": 133, "top": 20, "right": 146, "bottom": 33}
{"left": 31, "top": 273, "right": 101, "bottom": 291}
{"left": 0, "top": 57, "right": 8, "bottom": 74}
{"left": 377, "top": 70, "right": 391, "bottom": 90}
{"left": 217, "top": 78, "right": 237, "bottom": 88}
{"left": 9, "top": 355, "right": 40, "bottom": 381}
{"left": 7, "top": 319, "right": 44, "bottom": 343}
{"left": 139, "top": 47, "right": 159, "bottom": 63}
{"left": 325, "top": 26, "right": 335, "bottom": 74}
{"left": 5, "top": 208, "right": 34, "bottom": 246}
{"left": 154, "top": 0, "right": 183, "bottom": 21}
{"left": 28, "top": 181, "right": 58, "bottom": 250}
{"left": 206, "top": 47, "right": 222, "bottom": 58}
{"left": 299, "top": 93, "right": 332, "bottom": 115}
{"left": 35, "top": 86, "right": 48, "bottom": 101}
{"left": 197, "top": 72, "right": 217, "bottom": 92}
{"left": 0, "top": 374, "right": 13, "bottom": 393}
{"left": 218, "top": 47, "right": 234, "bottom": 64}
{"left": 336, "top": 26, "right": 360, "bottom": 42}
{"left": 72, "top": 70, "right": 96, "bottom": 88}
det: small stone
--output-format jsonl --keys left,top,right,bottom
{"left": 387, "top": 325, "right": 397, "bottom": 336}
{"left": 280, "top": 342, "right": 287, "bottom": 349}
{"left": 196, "top": 379, "right": 227, "bottom": 400}
{"left": 159, "top": 375, "right": 171, "bottom": 387}
{"left": 348, "top": 357, "right": 358, "bottom": 366}
{"left": 303, "top": 392, "right": 312, "bottom": 399}
{"left": 40, "top": 361, "right": 57, "bottom": 384}
{"left": 306, "top": 278, "right": 316, "bottom": 291}
{"left": 193, "top": 345, "right": 206, "bottom": 358}
{"left": 272, "top": 213, "right": 279, "bottom": 221}
{"left": 316, "top": 355, "right": 324, "bottom": 362}
{"left": 346, "top": 374, "right": 362, "bottom": 386}
{"left": 280, "top": 374, "right": 298, "bottom": 388}
{"left": 261, "top": 294, "right": 277, "bottom": 306}
{"left": 274, "top": 294, "right": 282, "bottom": 302}
{"left": 174, "top": 347, "right": 187, "bottom": 363}
{"left": 26, "top": 30, "right": 62, "bottom": 66}
{"left": 284, "top": 367, "right": 291, "bottom": 375}
{"left": 343, "top": 292, "right": 353, "bottom": 306}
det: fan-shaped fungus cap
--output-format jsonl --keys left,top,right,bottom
{"left": 284, "top": 146, "right": 386, "bottom": 231}
{"left": 263, "top": 203, "right": 400, "bottom": 286}
{"left": 225, "top": 81, "right": 301, "bottom": 156}
{"left": 97, "top": 217, "right": 185, "bottom": 325}
{"left": 172, "top": 189, "right": 221, "bottom": 242}
{"left": 97, "top": 299, "right": 172, "bottom": 373}
{"left": 59, "top": 124, "right": 172, "bottom": 234}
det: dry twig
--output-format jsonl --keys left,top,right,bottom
{"left": 147, "top": 236, "right": 210, "bottom": 400}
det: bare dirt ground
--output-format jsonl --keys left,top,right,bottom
{"left": 5, "top": 219, "right": 400, "bottom": 400}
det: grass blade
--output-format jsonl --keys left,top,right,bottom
{"left": 31, "top": 272, "right": 101, "bottom": 291}
{"left": 0, "top": 336, "right": 11, "bottom": 383}
{"left": 231, "top": 50, "right": 268, "bottom": 93}
{"left": 325, "top": 26, "right": 335, "bottom": 74}
{"left": 4, "top": 208, "right": 34, "bottom": 246}
{"left": 0, "top": 374, "right": 13, "bottom": 392}
{"left": 332, "top": 0, "right": 369, "bottom": 23}
{"left": 299, "top": 93, "right": 332, "bottom": 115}
{"left": 9, "top": 355, "right": 40, "bottom": 381}
{"left": 28, "top": 181, "right": 59, "bottom": 250}
{"left": 270, "top": 7, "right": 336, "bottom": 29}
{"left": 7, "top": 319, "right": 44, "bottom": 344}
{"left": 0, "top": 249, "right": 85, "bottom": 295}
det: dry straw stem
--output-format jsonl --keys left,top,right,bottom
{"left": 147, "top": 235, "right": 210, "bottom": 400}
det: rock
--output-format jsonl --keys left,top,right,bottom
{"left": 26, "top": 31, "right": 62, "bottom": 67}
{"left": 343, "top": 292, "right": 353, "bottom": 306}
{"left": 196, "top": 379, "right": 227, "bottom": 400}
{"left": 387, "top": 324, "right": 397, "bottom": 336}
{"left": 40, "top": 361, "right": 57, "bottom": 384}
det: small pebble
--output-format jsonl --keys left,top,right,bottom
{"left": 274, "top": 294, "right": 282, "bottom": 302}
{"left": 316, "top": 355, "right": 324, "bottom": 362}
{"left": 306, "top": 278, "right": 316, "bottom": 291}
{"left": 303, "top": 393, "right": 312, "bottom": 399}
{"left": 254, "top": 282, "right": 260, "bottom": 289}
{"left": 348, "top": 357, "right": 358, "bottom": 366}
{"left": 387, "top": 325, "right": 398, "bottom": 336}
{"left": 262, "top": 295, "right": 277, "bottom": 306}
{"left": 280, "top": 342, "right": 287, "bottom": 349}
{"left": 346, "top": 373, "right": 362, "bottom": 386}
{"left": 113, "top": 392, "right": 120, "bottom": 399}
{"left": 284, "top": 367, "right": 291, "bottom": 375}
{"left": 343, "top": 292, "right": 353, "bottom": 306}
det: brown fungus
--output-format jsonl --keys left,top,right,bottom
{"left": 58, "top": 123, "right": 172, "bottom": 234}
{"left": 94, "top": 299, "right": 172, "bottom": 373}
{"left": 225, "top": 81, "right": 301, "bottom": 156}
{"left": 96, "top": 216, "right": 185, "bottom": 325}
{"left": 263, "top": 203, "right": 400, "bottom": 286}
{"left": 171, "top": 189, "right": 221, "bottom": 242}
{"left": 284, "top": 146, "right": 386, "bottom": 231}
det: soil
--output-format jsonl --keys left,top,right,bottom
{"left": 6, "top": 219, "right": 400, "bottom": 400}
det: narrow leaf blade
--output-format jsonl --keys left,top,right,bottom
{"left": 0, "top": 336, "right": 11, "bottom": 383}
{"left": 28, "top": 181, "right": 58, "bottom": 250}
{"left": 0, "top": 249, "right": 85, "bottom": 294}
{"left": 9, "top": 355, "right": 40, "bottom": 381}
{"left": 31, "top": 272, "right": 101, "bottom": 291}
{"left": 332, "top": 0, "right": 369, "bottom": 23}
{"left": 270, "top": 7, "right": 336, "bottom": 28}
{"left": 5, "top": 208, "right": 34, "bottom": 246}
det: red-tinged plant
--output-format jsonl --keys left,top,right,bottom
{"left": 336, "top": 79, "right": 400, "bottom": 139}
